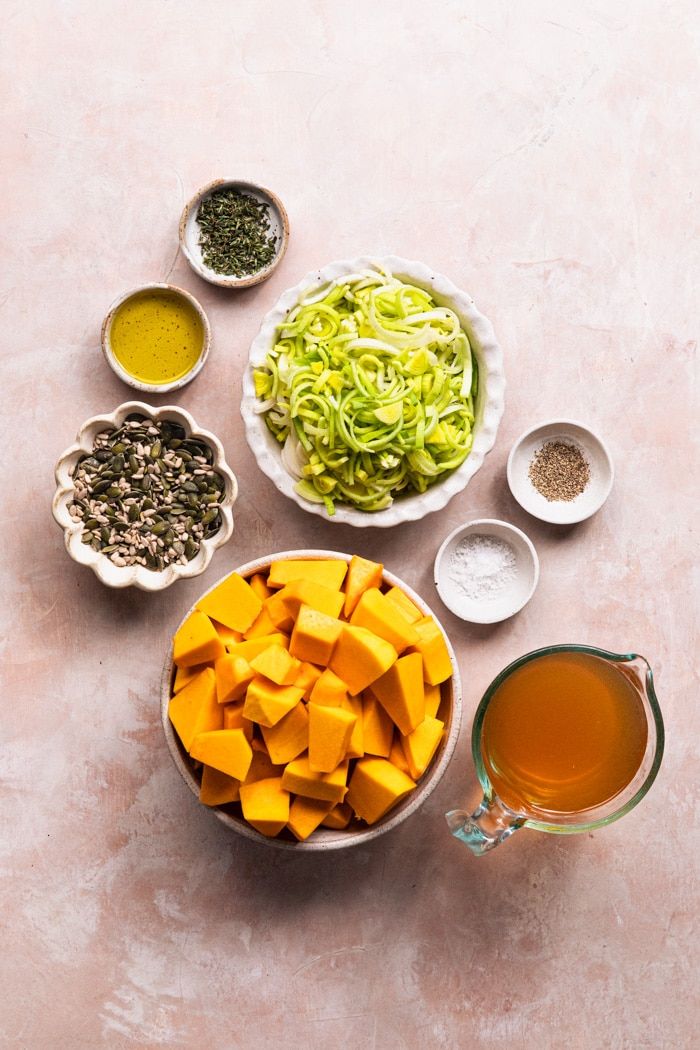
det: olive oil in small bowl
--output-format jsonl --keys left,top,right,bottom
{"left": 101, "top": 284, "right": 211, "bottom": 394}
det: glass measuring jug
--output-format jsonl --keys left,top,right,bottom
{"left": 446, "top": 645, "right": 664, "bottom": 855}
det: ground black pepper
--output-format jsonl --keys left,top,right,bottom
{"left": 528, "top": 440, "right": 590, "bottom": 501}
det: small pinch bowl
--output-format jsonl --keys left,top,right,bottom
{"left": 434, "top": 518, "right": 539, "bottom": 624}
{"left": 52, "top": 401, "right": 238, "bottom": 592}
{"left": 161, "top": 550, "right": 463, "bottom": 851}
{"left": 507, "top": 419, "right": 614, "bottom": 525}
{"left": 241, "top": 256, "right": 506, "bottom": 527}
{"left": 179, "top": 178, "right": 290, "bottom": 289}
{"left": 101, "top": 283, "right": 211, "bottom": 395}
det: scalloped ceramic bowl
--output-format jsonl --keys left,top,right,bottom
{"left": 52, "top": 401, "right": 238, "bottom": 591}
{"left": 161, "top": 549, "right": 463, "bottom": 851}
{"left": 240, "top": 256, "right": 506, "bottom": 528}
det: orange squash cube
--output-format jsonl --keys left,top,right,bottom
{"left": 215, "top": 654, "right": 254, "bottom": 704}
{"left": 289, "top": 605, "right": 343, "bottom": 665}
{"left": 190, "top": 728, "right": 253, "bottom": 782}
{"left": 196, "top": 572, "right": 262, "bottom": 633}
{"left": 240, "top": 777, "right": 290, "bottom": 837}
{"left": 250, "top": 645, "right": 301, "bottom": 686}
{"left": 281, "top": 756, "right": 349, "bottom": 803}
{"left": 409, "top": 617, "right": 452, "bottom": 686}
{"left": 343, "top": 555, "right": 384, "bottom": 618}
{"left": 168, "top": 667, "right": 222, "bottom": 751}
{"left": 199, "top": 765, "right": 240, "bottom": 806}
{"left": 287, "top": 796, "right": 335, "bottom": 841}
{"left": 401, "top": 716, "right": 445, "bottom": 780}
{"left": 268, "top": 559, "right": 347, "bottom": 591}
{"left": 350, "top": 587, "right": 418, "bottom": 654}
{"left": 384, "top": 586, "right": 422, "bottom": 624}
{"left": 173, "top": 610, "right": 225, "bottom": 668}
{"left": 242, "top": 677, "right": 305, "bottom": 727}
{"left": 309, "top": 668, "right": 349, "bottom": 707}
{"left": 371, "top": 652, "right": 425, "bottom": 735}
{"left": 329, "top": 624, "right": 397, "bottom": 696}
{"left": 362, "top": 690, "right": 394, "bottom": 757}
{"left": 308, "top": 703, "right": 357, "bottom": 772}
{"left": 346, "top": 757, "right": 416, "bottom": 825}
{"left": 321, "top": 802, "right": 353, "bottom": 829}
{"left": 260, "top": 702, "right": 309, "bottom": 765}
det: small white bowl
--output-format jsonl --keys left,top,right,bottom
{"left": 179, "top": 178, "right": 289, "bottom": 289}
{"left": 507, "top": 419, "right": 614, "bottom": 525}
{"left": 52, "top": 401, "right": 238, "bottom": 591}
{"left": 161, "top": 550, "right": 462, "bottom": 851}
{"left": 434, "top": 519, "right": 539, "bottom": 624}
{"left": 101, "top": 283, "right": 211, "bottom": 395}
{"left": 241, "top": 256, "right": 506, "bottom": 528}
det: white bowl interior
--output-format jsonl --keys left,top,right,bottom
{"left": 181, "top": 180, "right": 287, "bottom": 286}
{"left": 241, "top": 256, "right": 505, "bottom": 527}
{"left": 508, "top": 420, "right": 614, "bottom": 524}
{"left": 161, "top": 550, "right": 463, "bottom": 850}
{"left": 435, "top": 519, "right": 539, "bottom": 624}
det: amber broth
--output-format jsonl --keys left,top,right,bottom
{"left": 481, "top": 652, "right": 648, "bottom": 817}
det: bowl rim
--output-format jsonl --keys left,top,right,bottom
{"left": 434, "top": 517, "right": 540, "bottom": 624}
{"left": 240, "top": 255, "right": 506, "bottom": 528}
{"left": 100, "top": 283, "right": 212, "bottom": 394}
{"left": 52, "top": 400, "right": 238, "bottom": 591}
{"left": 506, "top": 417, "right": 615, "bottom": 524}
{"left": 179, "top": 177, "right": 290, "bottom": 289}
{"left": 161, "top": 549, "right": 463, "bottom": 850}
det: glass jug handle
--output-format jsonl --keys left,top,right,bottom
{"left": 446, "top": 794, "right": 524, "bottom": 855}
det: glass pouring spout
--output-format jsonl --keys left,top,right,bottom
{"left": 446, "top": 794, "right": 525, "bottom": 855}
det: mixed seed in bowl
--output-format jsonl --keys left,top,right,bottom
{"left": 68, "top": 414, "right": 225, "bottom": 571}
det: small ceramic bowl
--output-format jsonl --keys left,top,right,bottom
{"left": 179, "top": 178, "right": 289, "bottom": 289}
{"left": 241, "top": 256, "right": 506, "bottom": 527}
{"left": 434, "top": 519, "right": 539, "bottom": 624}
{"left": 52, "top": 401, "right": 238, "bottom": 591}
{"left": 161, "top": 550, "right": 463, "bottom": 851}
{"left": 101, "top": 283, "right": 211, "bottom": 395}
{"left": 507, "top": 419, "right": 614, "bottom": 525}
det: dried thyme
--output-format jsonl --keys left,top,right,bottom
{"left": 68, "top": 415, "right": 225, "bottom": 571}
{"left": 528, "top": 440, "right": 590, "bottom": 502}
{"left": 197, "top": 188, "right": 278, "bottom": 276}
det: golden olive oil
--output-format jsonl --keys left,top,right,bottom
{"left": 109, "top": 289, "right": 204, "bottom": 385}
{"left": 482, "top": 651, "right": 648, "bottom": 816}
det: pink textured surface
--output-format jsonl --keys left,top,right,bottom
{"left": 1, "top": 3, "right": 697, "bottom": 1048}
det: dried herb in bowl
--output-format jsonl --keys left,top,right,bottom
{"left": 197, "top": 188, "right": 278, "bottom": 277}
{"left": 68, "top": 415, "right": 225, "bottom": 571}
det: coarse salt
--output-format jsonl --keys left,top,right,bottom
{"left": 448, "top": 534, "right": 517, "bottom": 601}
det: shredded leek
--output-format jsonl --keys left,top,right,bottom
{"left": 254, "top": 266, "right": 477, "bottom": 515}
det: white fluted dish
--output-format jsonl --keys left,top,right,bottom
{"left": 161, "top": 550, "right": 462, "bottom": 850}
{"left": 241, "top": 256, "right": 506, "bottom": 527}
{"left": 52, "top": 401, "right": 238, "bottom": 591}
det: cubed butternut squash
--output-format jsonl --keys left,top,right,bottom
{"left": 242, "top": 677, "right": 305, "bottom": 727}
{"left": 361, "top": 690, "right": 394, "bottom": 757}
{"left": 222, "top": 701, "right": 254, "bottom": 740}
{"left": 279, "top": 579, "right": 344, "bottom": 620}
{"left": 244, "top": 749, "right": 285, "bottom": 784}
{"left": 190, "top": 728, "right": 253, "bottom": 782}
{"left": 268, "top": 559, "right": 347, "bottom": 591}
{"left": 199, "top": 765, "right": 240, "bottom": 806}
{"left": 309, "top": 668, "right": 349, "bottom": 707}
{"left": 409, "top": 617, "right": 452, "bottom": 685}
{"left": 321, "top": 802, "right": 353, "bottom": 829}
{"left": 384, "top": 586, "right": 422, "bottom": 624}
{"left": 371, "top": 652, "right": 425, "bottom": 735}
{"left": 401, "top": 716, "right": 445, "bottom": 780}
{"left": 350, "top": 588, "right": 418, "bottom": 654}
{"left": 210, "top": 619, "right": 243, "bottom": 646}
{"left": 328, "top": 625, "right": 397, "bottom": 696}
{"left": 389, "top": 733, "right": 411, "bottom": 775}
{"left": 343, "top": 694, "right": 364, "bottom": 759}
{"left": 196, "top": 572, "right": 262, "bottom": 633}
{"left": 294, "top": 661, "right": 323, "bottom": 700}
{"left": 346, "top": 757, "right": 416, "bottom": 825}
{"left": 281, "top": 756, "right": 349, "bottom": 803}
{"left": 226, "top": 634, "right": 288, "bottom": 661}
{"left": 249, "top": 646, "right": 301, "bottom": 686}
{"left": 215, "top": 654, "right": 254, "bottom": 704}
{"left": 287, "top": 796, "right": 335, "bottom": 841}
{"left": 260, "top": 702, "right": 309, "bottom": 765}
{"left": 168, "top": 667, "right": 222, "bottom": 751}
{"left": 173, "top": 610, "right": 225, "bottom": 668}
{"left": 308, "top": 703, "right": 357, "bottom": 773}
{"left": 250, "top": 573, "right": 273, "bottom": 601}
{"left": 343, "top": 555, "right": 384, "bottom": 618}
{"left": 424, "top": 683, "right": 442, "bottom": 719}
{"left": 173, "top": 662, "right": 207, "bottom": 693}
{"left": 240, "top": 777, "right": 290, "bottom": 837}
{"left": 243, "top": 605, "right": 281, "bottom": 639}
{"left": 289, "top": 605, "right": 343, "bottom": 665}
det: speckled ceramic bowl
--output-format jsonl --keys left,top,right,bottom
{"left": 101, "top": 283, "right": 211, "bottom": 395}
{"left": 52, "top": 401, "right": 238, "bottom": 591}
{"left": 241, "top": 256, "right": 506, "bottom": 527}
{"left": 179, "top": 178, "right": 289, "bottom": 289}
{"left": 161, "top": 550, "right": 463, "bottom": 850}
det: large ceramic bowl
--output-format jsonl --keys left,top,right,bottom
{"left": 241, "top": 256, "right": 505, "bottom": 527}
{"left": 52, "top": 401, "right": 238, "bottom": 591}
{"left": 161, "top": 549, "right": 463, "bottom": 850}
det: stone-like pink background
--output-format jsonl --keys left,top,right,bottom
{"left": 2, "top": 2, "right": 698, "bottom": 1047}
